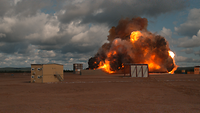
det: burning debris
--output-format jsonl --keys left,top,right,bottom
{"left": 88, "top": 17, "right": 177, "bottom": 74}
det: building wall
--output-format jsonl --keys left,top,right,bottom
{"left": 80, "top": 69, "right": 110, "bottom": 75}
{"left": 42, "top": 64, "right": 63, "bottom": 83}
{"left": 194, "top": 67, "right": 200, "bottom": 74}
{"left": 31, "top": 64, "right": 63, "bottom": 83}
{"left": 31, "top": 64, "right": 43, "bottom": 83}
{"left": 124, "top": 64, "right": 149, "bottom": 77}
{"left": 55, "top": 64, "right": 64, "bottom": 80}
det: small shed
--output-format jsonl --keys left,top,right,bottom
{"left": 194, "top": 66, "right": 200, "bottom": 74}
{"left": 31, "top": 64, "right": 64, "bottom": 83}
{"left": 124, "top": 64, "right": 149, "bottom": 77}
{"left": 73, "top": 63, "right": 83, "bottom": 74}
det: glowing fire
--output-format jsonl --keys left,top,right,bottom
{"left": 130, "top": 31, "right": 142, "bottom": 43}
{"left": 168, "top": 50, "right": 176, "bottom": 74}
{"left": 98, "top": 60, "right": 115, "bottom": 73}
{"left": 144, "top": 54, "right": 161, "bottom": 71}
{"left": 97, "top": 50, "right": 117, "bottom": 73}
{"left": 90, "top": 30, "right": 177, "bottom": 74}
{"left": 168, "top": 51, "right": 175, "bottom": 59}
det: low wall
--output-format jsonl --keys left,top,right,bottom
{"left": 80, "top": 69, "right": 110, "bottom": 75}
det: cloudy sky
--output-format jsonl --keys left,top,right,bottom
{"left": 0, "top": 0, "right": 199, "bottom": 69}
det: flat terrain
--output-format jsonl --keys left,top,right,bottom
{"left": 0, "top": 72, "right": 200, "bottom": 113}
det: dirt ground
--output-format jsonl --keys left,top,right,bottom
{"left": 0, "top": 72, "right": 200, "bottom": 113}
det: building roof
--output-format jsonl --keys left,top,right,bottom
{"left": 31, "top": 63, "right": 63, "bottom": 66}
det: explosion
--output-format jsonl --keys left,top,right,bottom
{"left": 88, "top": 17, "right": 177, "bottom": 74}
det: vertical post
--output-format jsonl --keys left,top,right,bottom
{"left": 147, "top": 64, "right": 149, "bottom": 77}
{"left": 124, "top": 65, "right": 125, "bottom": 77}
{"left": 142, "top": 65, "right": 143, "bottom": 77}
{"left": 136, "top": 65, "right": 137, "bottom": 77}
{"left": 130, "top": 64, "right": 131, "bottom": 77}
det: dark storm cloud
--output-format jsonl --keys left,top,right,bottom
{"left": 57, "top": 0, "right": 188, "bottom": 25}
{"left": 0, "top": 0, "right": 11, "bottom": 17}
{"left": 61, "top": 43, "right": 98, "bottom": 54}
{"left": 14, "top": 0, "right": 51, "bottom": 16}
{"left": 0, "top": 42, "right": 29, "bottom": 54}
{"left": 0, "top": 0, "right": 190, "bottom": 68}
{"left": 175, "top": 25, "right": 200, "bottom": 37}
{"left": 0, "top": 0, "right": 53, "bottom": 17}
{"left": 0, "top": 0, "right": 188, "bottom": 54}
{"left": 195, "top": 50, "right": 200, "bottom": 56}
{"left": 180, "top": 48, "right": 194, "bottom": 54}
{"left": 175, "top": 56, "right": 194, "bottom": 62}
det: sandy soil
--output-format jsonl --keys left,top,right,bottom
{"left": 0, "top": 72, "right": 200, "bottom": 113}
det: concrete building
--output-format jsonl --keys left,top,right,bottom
{"left": 194, "top": 66, "right": 200, "bottom": 74}
{"left": 31, "top": 64, "right": 64, "bottom": 83}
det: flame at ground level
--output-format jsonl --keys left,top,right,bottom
{"left": 89, "top": 37, "right": 177, "bottom": 74}
{"left": 88, "top": 17, "right": 177, "bottom": 74}
{"left": 95, "top": 49, "right": 176, "bottom": 74}
{"left": 168, "top": 51, "right": 177, "bottom": 74}
{"left": 98, "top": 60, "right": 115, "bottom": 73}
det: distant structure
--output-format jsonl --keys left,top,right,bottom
{"left": 181, "top": 70, "right": 186, "bottom": 74}
{"left": 31, "top": 64, "right": 64, "bottom": 83}
{"left": 194, "top": 66, "right": 200, "bottom": 74}
{"left": 73, "top": 63, "right": 83, "bottom": 74}
{"left": 124, "top": 64, "right": 149, "bottom": 77}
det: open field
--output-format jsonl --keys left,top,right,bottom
{"left": 0, "top": 72, "right": 200, "bottom": 113}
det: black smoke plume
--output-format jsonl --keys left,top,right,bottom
{"left": 88, "top": 17, "right": 176, "bottom": 73}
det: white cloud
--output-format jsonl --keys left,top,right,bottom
{"left": 178, "top": 30, "right": 200, "bottom": 48}
{"left": 65, "top": 21, "right": 88, "bottom": 36}
{"left": 160, "top": 27, "right": 172, "bottom": 38}
{"left": 175, "top": 8, "right": 200, "bottom": 36}
{"left": 43, "top": 24, "right": 59, "bottom": 39}
{"left": 71, "top": 24, "right": 109, "bottom": 46}
{"left": 93, "top": 8, "right": 104, "bottom": 16}
{"left": 0, "top": 17, "right": 16, "bottom": 33}
{"left": 0, "top": 10, "right": 107, "bottom": 68}
{"left": 159, "top": 27, "right": 174, "bottom": 43}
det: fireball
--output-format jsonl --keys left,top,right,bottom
{"left": 88, "top": 17, "right": 177, "bottom": 74}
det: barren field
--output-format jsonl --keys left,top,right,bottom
{"left": 0, "top": 72, "right": 200, "bottom": 113}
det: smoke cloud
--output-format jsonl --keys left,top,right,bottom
{"left": 88, "top": 17, "right": 176, "bottom": 73}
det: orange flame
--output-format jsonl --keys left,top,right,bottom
{"left": 94, "top": 31, "right": 177, "bottom": 74}
{"left": 168, "top": 51, "right": 175, "bottom": 59}
{"left": 98, "top": 60, "right": 115, "bottom": 73}
{"left": 148, "top": 63, "right": 161, "bottom": 70}
{"left": 97, "top": 51, "right": 119, "bottom": 73}
{"left": 168, "top": 50, "right": 177, "bottom": 74}
{"left": 130, "top": 31, "right": 142, "bottom": 43}
{"left": 144, "top": 54, "right": 161, "bottom": 71}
